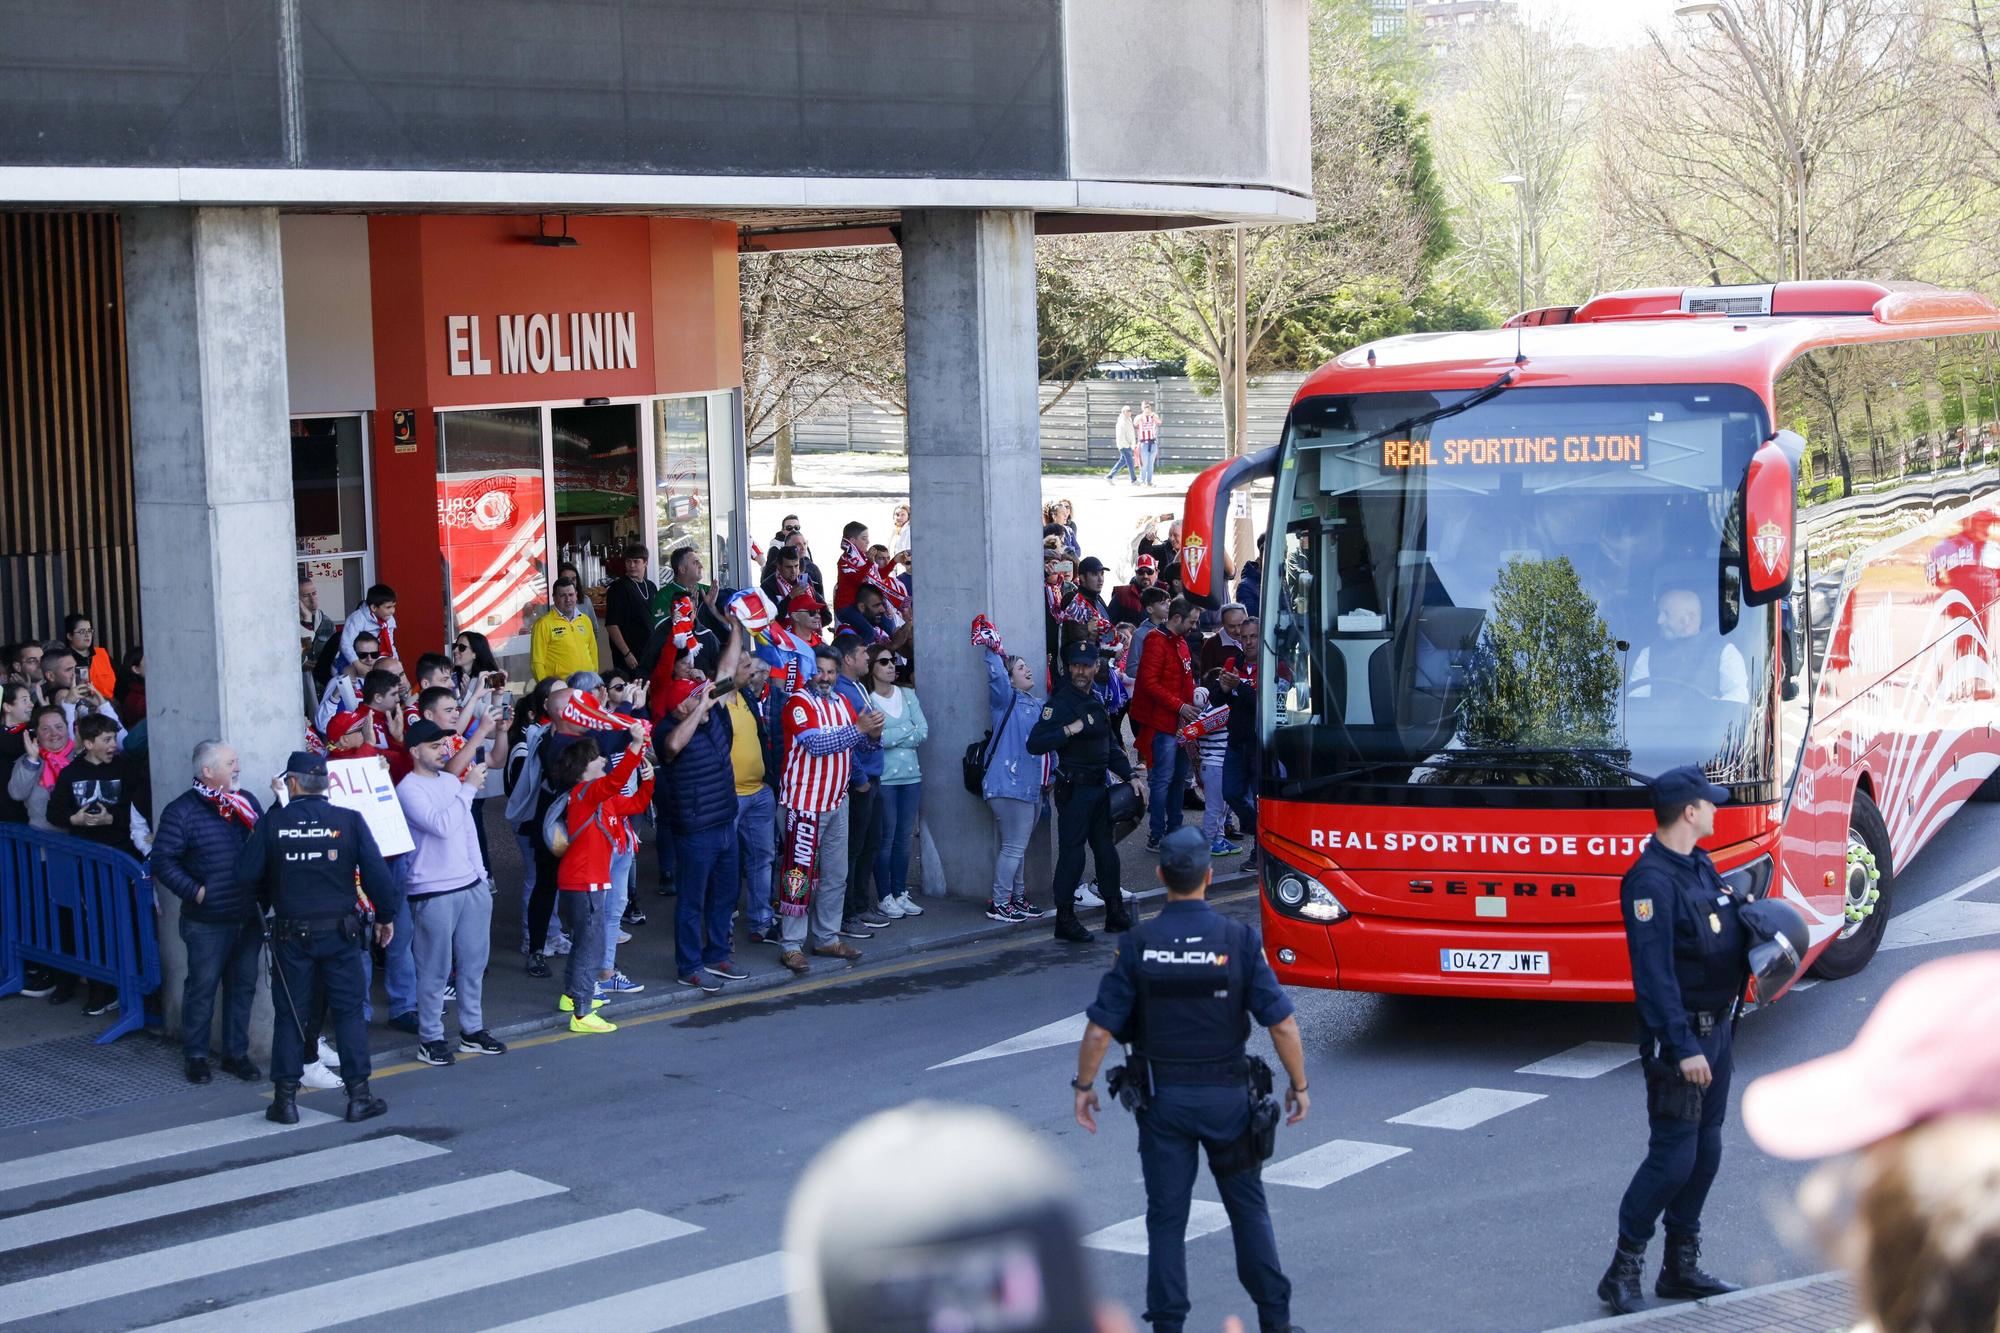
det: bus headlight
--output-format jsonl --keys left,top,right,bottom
{"left": 1266, "top": 856, "right": 1349, "bottom": 923}
{"left": 1720, "top": 854, "right": 1774, "bottom": 900}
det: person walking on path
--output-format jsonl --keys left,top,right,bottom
{"left": 1108, "top": 405, "right": 1139, "bottom": 484}
{"left": 1136, "top": 400, "right": 1163, "bottom": 485}
{"left": 397, "top": 719, "right": 506, "bottom": 1067}
{"left": 867, "top": 644, "right": 927, "bottom": 919}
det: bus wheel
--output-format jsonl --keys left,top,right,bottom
{"left": 1808, "top": 794, "right": 1892, "bottom": 981}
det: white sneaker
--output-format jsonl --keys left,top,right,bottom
{"left": 547, "top": 933, "right": 572, "bottom": 957}
{"left": 317, "top": 1037, "right": 341, "bottom": 1072}
{"left": 299, "top": 1060, "right": 342, "bottom": 1090}
{"left": 1076, "top": 883, "right": 1104, "bottom": 909}
{"left": 895, "top": 892, "right": 924, "bottom": 917}
{"left": 877, "top": 896, "right": 907, "bottom": 918}
{"left": 616, "top": 930, "right": 633, "bottom": 944}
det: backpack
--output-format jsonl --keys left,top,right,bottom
{"left": 962, "top": 698, "right": 1019, "bottom": 796}
{"left": 539, "top": 790, "right": 604, "bottom": 858}
{"left": 503, "top": 725, "right": 549, "bottom": 826}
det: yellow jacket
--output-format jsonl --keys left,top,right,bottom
{"left": 529, "top": 608, "right": 599, "bottom": 683}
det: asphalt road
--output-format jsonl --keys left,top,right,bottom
{"left": 2, "top": 804, "right": 1996, "bottom": 1332}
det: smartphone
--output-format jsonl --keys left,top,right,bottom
{"left": 485, "top": 671, "right": 506, "bottom": 689}
{"left": 708, "top": 676, "right": 738, "bottom": 699}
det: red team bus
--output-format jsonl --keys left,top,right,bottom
{"left": 1181, "top": 280, "right": 2000, "bottom": 1000}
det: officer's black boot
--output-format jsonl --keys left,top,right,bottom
{"left": 266, "top": 1080, "right": 300, "bottom": 1125}
{"left": 1595, "top": 1238, "right": 1647, "bottom": 1314}
{"left": 1102, "top": 892, "right": 1134, "bottom": 933}
{"left": 1052, "top": 909, "right": 1093, "bottom": 943}
{"left": 343, "top": 1079, "right": 388, "bottom": 1123}
{"left": 1656, "top": 1232, "right": 1739, "bottom": 1299}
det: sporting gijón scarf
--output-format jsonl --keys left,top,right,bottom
{"left": 194, "top": 779, "right": 259, "bottom": 829}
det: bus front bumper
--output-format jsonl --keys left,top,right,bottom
{"left": 1263, "top": 908, "right": 1639, "bottom": 1002}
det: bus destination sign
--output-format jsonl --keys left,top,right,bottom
{"left": 1382, "top": 433, "right": 1645, "bottom": 469}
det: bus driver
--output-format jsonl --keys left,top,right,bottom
{"left": 1627, "top": 582, "right": 1749, "bottom": 704}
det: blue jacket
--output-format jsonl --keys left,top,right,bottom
{"left": 981, "top": 650, "right": 1047, "bottom": 804}
{"left": 152, "top": 788, "right": 264, "bottom": 924}
{"left": 833, "top": 676, "right": 885, "bottom": 785}
{"left": 658, "top": 706, "right": 739, "bottom": 835}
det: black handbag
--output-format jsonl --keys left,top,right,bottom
{"left": 963, "top": 700, "right": 1019, "bottom": 796}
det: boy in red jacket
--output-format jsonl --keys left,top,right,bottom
{"left": 549, "top": 719, "right": 654, "bottom": 1033}
{"left": 1129, "top": 597, "right": 1200, "bottom": 851}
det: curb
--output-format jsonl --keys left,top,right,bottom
{"left": 475, "top": 871, "right": 1258, "bottom": 1048}
{"left": 1542, "top": 1270, "right": 1852, "bottom": 1331}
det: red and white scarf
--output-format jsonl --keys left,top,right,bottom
{"left": 194, "top": 779, "right": 259, "bottom": 829}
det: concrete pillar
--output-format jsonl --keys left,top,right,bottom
{"left": 903, "top": 210, "right": 1049, "bottom": 899}
{"left": 122, "top": 207, "right": 299, "bottom": 1057}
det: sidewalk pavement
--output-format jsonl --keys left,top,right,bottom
{"left": 1548, "top": 1271, "right": 1859, "bottom": 1333}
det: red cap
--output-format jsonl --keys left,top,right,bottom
{"left": 786, "top": 591, "right": 821, "bottom": 615}
{"left": 325, "top": 710, "right": 369, "bottom": 745}
{"left": 1742, "top": 950, "right": 2000, "bottom": 1159}
{"left": 660, "top": 676, "right": 709, "bottom": 714}
{"left": 1135, "top": 554, "right": 1159, "bottom": 571}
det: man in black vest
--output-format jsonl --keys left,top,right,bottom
{"left": 1071, "top": 827, "right": 1309, "bottom": 1333}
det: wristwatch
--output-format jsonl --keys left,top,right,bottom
{"left": 1071, "top": 1077, "right": 1094, "bottom": 1092}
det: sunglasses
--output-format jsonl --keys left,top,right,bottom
{"left": 453, "top": 643, "right": 471, "bottom": 653}
{"left": 356, "top": 651, "right": 382, "bottom": 661}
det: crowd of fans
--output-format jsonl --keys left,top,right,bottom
{"left": 1, "top": 494, "right": 1266, "bottom": 1074}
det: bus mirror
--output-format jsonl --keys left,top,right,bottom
{"left": 1181, "top": 446, "right": 1281, "bottom": 609}
{"left": 1741, "top": 437, "right": 1797, "bottom": 606}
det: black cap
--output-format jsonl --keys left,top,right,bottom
{"left": 1650, "top": 764, "right": 1730, "bottom": 807}
{"left": 1076, "top": 556, "right": 1105, "bottom": 576}
{"left": 403, "top": 719, "right": 451, "bottom": 747}
{"left": 285, "top": 751, "right": 328, "bottom": 777}
{"left": 1158, "top": 826, "right": 1210, "bottom": 884}
{"left": 1062, "top": 641, "right": 1099, "bottom": 667}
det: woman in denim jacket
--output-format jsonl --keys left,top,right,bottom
{"left": 981, "top": 645, "right": 1050, "bottom": 920}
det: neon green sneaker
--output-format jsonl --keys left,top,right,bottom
{"left": 556, "top": 993, "right": 606, "bottom": 1013}
{"left": 569, "top": 1011, "right": 618, "bottom": 1034}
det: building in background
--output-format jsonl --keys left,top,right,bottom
{"left": 1410, "top": 0, "right": 1517, "bottom": 55}
{"left": 1370, "top": 0, "right": 1411, "bottom": 39}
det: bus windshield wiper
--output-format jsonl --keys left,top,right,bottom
{"left": 1340, "top": 370, "right": 1517, "bottom": 455}
{"left": 1279, "top": 762, "right": 1417, "bottom": 799}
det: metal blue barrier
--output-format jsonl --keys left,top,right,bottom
{"left": 0, "top": 825, "right": 161, "bottom": 1043}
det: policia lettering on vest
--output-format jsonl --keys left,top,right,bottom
{"left": 231, "top": 751, "right": 401, "bottom": 1128}
{"left": 1074, "top": 827, "right": 1309, "bottom": 1333}
{"left": 1597, "top": 765, "right": 1747, "bottom": 1314}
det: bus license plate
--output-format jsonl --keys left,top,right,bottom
{"left": 1440, "top": 948, "right": 1549, "bottom": 975}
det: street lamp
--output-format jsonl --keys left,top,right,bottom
{"left": 1674, "top": 0, "right": 1807, "bottom": 281}
{"left": 1497, "top": 174, "right": 1528, "bottom": 313}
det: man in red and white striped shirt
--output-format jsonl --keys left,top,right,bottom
{"left": 776, "top": 643, "right": 882, "bottom": 974}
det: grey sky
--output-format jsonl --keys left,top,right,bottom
{"left": 1520, "top": 0, "right": 1680, "bottom": 47}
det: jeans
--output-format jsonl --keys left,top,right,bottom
{"left": 782, "top": 796, "right": 850, "bottom": 951}
{"left": 673, "top": 821, "right": 741, "bottom": 978}
{"left": 1617, "top": 1023, "right": 1734, "bottom": 1246}
{"left": 1199, "top": 761, "right": 1227, "bottom": 842}
{"left": 556, "top": 890, "right": 607, "bottom": 1014}
{"left": 1222, "top": 743, "right": 1258, "bottom": 838}
{"left": 1138, "top": 1085, "right": 1292, "bottom": 1332}
{"left": 178, "top": 915, "right": 261, "bottom": 1062}
{"left": 1148, "top": 731, "right": 1191, "bottom": 843}
{"left": 409, "top": 885, "right": 491, "bottom": 1043}
{"left": 359, "top": 887, "right": 415, "bottom": 1023}
{"left": 271, "top": 927, "right": 370, "bottom": 1086}
{"left": 601, "top": 846, "right": 634, "bottom": 974}
{"left": 844, "top": 782, "right": 883, "bottom": 920}
{"left": 987, "top": 795, "right": 1038, "bottom": 905}
{"left": 736, "top": 787, "right": 778, "bottom": 932}
{"left": 1107, "top": 449, "right": 1137, "bottom": 483}
{"left": 874, "top": 781, "right": 921, "bottom": 901}
{"left": 1139, "top": 439, "right": 1160, "bottom": 485}
{"left": 516, "top": 832, "right": 537, "bottom": 951}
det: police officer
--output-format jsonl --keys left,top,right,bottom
{"left": 232, "top": 751, "right": 400, "bottom": 1126}
{"left": 1073, "top": 827, "right": 1309, "bottom": 1333}
{"left": 1598, "top": 765, "right": 1746, "bottom": 1313}
{"left": 1028, "top": 639, "right": 1141, "bottom": 942}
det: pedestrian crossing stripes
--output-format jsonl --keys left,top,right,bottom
{"left": 0, "top": 1106, "right": 337, "bottom": 1192}
{"left": 485, "top": 1251, "right": 795, "bottom": 1332}
{"left": 1516, "top": 1041, "right": 1641, "bottom": 1080}
{"left": 1085, "top": 1201, "right": 1231, "bottom": 1254}
{"left": 147, "top": 1211, "right": 701, "bottom": 1332}
{"left": 1261, "top": 1138, "right": 1410, "bottom": 1190}
{"left": 0, "top": 1135, "right": 445, "bottom": 1253}
{"left": 1386, "top": 1087, "right": 1546, "bottom": 1131}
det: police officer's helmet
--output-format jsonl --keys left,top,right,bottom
{"left": 784, "top": 1102, "right": 1097, "bottom": 1333}
{"left": 1740, "top": 897, "right": 1811, "bottom": 997}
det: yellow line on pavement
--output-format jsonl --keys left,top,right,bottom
{"left": 337, "top": 885, "right": 1259, "bottom": 1087}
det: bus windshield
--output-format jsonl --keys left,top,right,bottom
{"left": 1263, "top": 383, "right": 1777, "bottom": 805}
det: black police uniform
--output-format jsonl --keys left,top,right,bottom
{"left": 1605, "top": 833, "right": 1746, "bottom": 1305}
{"left": 1027, "top": 655, "right": 1135, "bottom": 938}
{"left": 1087, "top": 895, "right": 1295, "bottom": 1332}
{"left": 232, "top": 786, "right": 397, "bottom": 1119}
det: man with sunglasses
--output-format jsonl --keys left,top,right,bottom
{"left": 315, "top": 633, "right": 380, "bottom": 733}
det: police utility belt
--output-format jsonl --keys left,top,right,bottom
{"left": 1110, "top": 1053, "right": 1280, "bottom": 1176}
{"left": 271, "top": 912, "right": 369, "bottom": 945}
{"left": 1638, "top": 1008, "right": 1726, "bottom": 1124}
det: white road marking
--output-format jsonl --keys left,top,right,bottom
{"left": 1882, "top": 899, "right": 2000, "bottom": 951}
{"left": 0, "top": 1108, "right": 337, "bottom": 1193}
{"left": 1263, "top": 1139, "right": 1410, "bottom": 1190}
{"left": 1084, "top": 1201, "right": 1231, "bottom": 1254}
{"left": 146, "top": 1210, "right": 699, "bottom": 1331}
{"left": 0, "top": 1171, "right": 562, "bottom": 1324}
{"left": 482, "top": 1251, "right": 794, "bottom": 1331}
{"left": 1517, "top": 1042, "right": 1640, "bottom": 1080}
{"left": 0, "top": 1135, "right": 445, "bottom": 1253}
{"left": 928, "top": 1012, "right": 1090, "bottom": 1070}
{"left": 1387, "top": 1088, "right": 1546, "bottom": 1131}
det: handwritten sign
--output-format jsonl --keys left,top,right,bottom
{"left": 1383, "top": 434, "right": 1645, "bottom": 469}
{"left": 326, "top": 756, "right": 414, "bottom": 857}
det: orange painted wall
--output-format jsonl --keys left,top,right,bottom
{"left": 364, "top": 214, "right": 742, "bottom": 655}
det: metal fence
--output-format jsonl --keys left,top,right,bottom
{"left": 792, "top": 374, "right": 1310, "bottom": 468}
{"left": 0, "top": 825, "right": 159, "bottom": 1044}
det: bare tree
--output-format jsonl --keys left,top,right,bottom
{"left": 1604, "top": 0, "right": 1982, "bottom": 288}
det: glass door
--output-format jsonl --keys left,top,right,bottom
{"left": 654, "top": 395, "right": 713, "bottom": 581}
{"left": 437, "top": 406, "right": 548, "bottom": 683}
{"left": 551, "top": 403, "right": 645, "bottom": 617}
{"left": 291, "top": 414, "right": 372, "bottom": 622}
